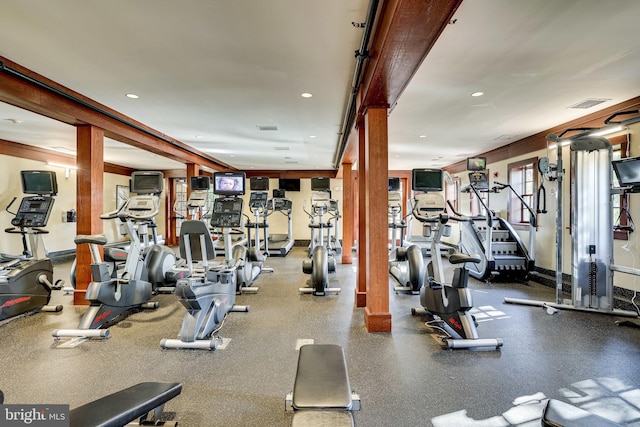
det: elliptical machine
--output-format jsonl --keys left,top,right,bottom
{"left": 301, "top": 177, "right": 340, "bottom": 295}
{"left": 410, "top": 169, "right": 503, "bottom": 350}
{"left": 241, "top": 181, "right": 274, "bottom": 287}
{"left": 52, "top": 171, "right": 176, "bottom": 340}
{"left": 0, "top": 170, "right": 63, "bottom": 322}
{"left": 388, "top": 183, "right": 426, "bottom": 295}
{"left": 160, "top": 192, "right": 249, "bottom": 350}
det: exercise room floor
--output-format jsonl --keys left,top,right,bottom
{"left": 2, "top": 247, "right": 640, "bottom": 426}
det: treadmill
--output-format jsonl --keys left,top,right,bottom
{"left": 266, "top": 189, "right": 294, "bottom": 256}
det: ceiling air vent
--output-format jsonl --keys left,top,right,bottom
{"left": 274, "top": 146, "right": 290, "bottom": 151}
{"left": 284, "top": 161, "right": 298, "bottom": 164}
{"left": 568, "top": 98, "right": 610, "bottom": 109}
{"left": 257, "top": 125, "right": 278, "bottom": 131}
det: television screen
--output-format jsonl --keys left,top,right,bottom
{"left": 613, "top": 156, "right": 640, "bottom": 187}
{"left": 388, "top": 177, "right": 400, "bottom": 192}
{"left": 467, "top": 157, "right": 487, "bottom": 171}
{"left": 250, "top": 176, "right": 270, "bottom": 191}
{"left": 273, "top": 189, "right": 285, "bottom": 198}
{"left": 311, "top": 177, "right": 330, "bottom": 191}
{"left": 130, "top": 171, "right": 164, "bottom": 194}
{"left": 213, "top": 171, "right": 246, "bottom": 196}
{"left": 411, "top": 169, "right": 443, "bottom": 192}
{"left": 190, "top": 176, "right": 211, "bottom": 191}
{"left": 279, "top": 178, "right": 300, "bottom": 192}
{"left": 21, "top": 170, "right": 58, "bottom": 195}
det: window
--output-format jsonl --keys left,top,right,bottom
{"left": 445, "top": 175, "right": 459, "bottom": 214}
{"left": 507, "top": 158, "right": 537, "bottom": 225}
{"left": 612, "top": 138, "right": 631, "bottom": 240}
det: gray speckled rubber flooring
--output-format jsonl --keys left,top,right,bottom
{"left": 2, "top": 247, "right": 640, "bottom": 426}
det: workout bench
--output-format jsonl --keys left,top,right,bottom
{"left": 541, "top": 399, "right": 623, "bottom": 427}
{"left": 69, "top": 382, "right": 182, "bottom": 427}
{"left": 286, "top": 344, "right": 360, "bottom": 426}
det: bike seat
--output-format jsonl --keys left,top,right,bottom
{"left": 75, "top": 234, "right": 108, "bottom": 246}
{"left": 449, "top": 253, "right": 481, "bottom": 265}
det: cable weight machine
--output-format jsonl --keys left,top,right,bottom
{"left": 505, "top": 111, "right": 640, "bottom": 317}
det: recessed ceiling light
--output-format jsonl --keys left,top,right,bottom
{"left": 309, "top": 135, "right": 316, "bottom": 138}
{"left": 126, "top": 93, "right": 139, "bottom": 99}
{"left": 471, "top": 91, "right": 484, "bottom": 97}
{"left": 195, "top": 135, "right": 203, "bottom": 139}
{"left": 419, "top": 135, "right": 427, "bottom": 138}
{"left": 301, "top": 92, "right": 313, "bottom": 98}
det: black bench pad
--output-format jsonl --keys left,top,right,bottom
{"left": 69, "top": 382, "right": 182, "bottom": 427}
{"left": 542, "top": 399, "right": 622, "bottom": 427}
{"left": 292, "top": 344, "right": 352, "bottom": 410}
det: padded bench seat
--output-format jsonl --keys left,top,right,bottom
{"left": 69, "top": 382, "right": 182, "bottom": 427}
{"left": 292, "top": 344, "right": 353, "bottom": 410}
{"left": 542, "top": 399, "right": 622, "bottom": 427}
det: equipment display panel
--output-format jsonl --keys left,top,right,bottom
{"left": 190, "top": 176, "right": 211, "bottom": 191}
{"left": 131, "top": 171, "right": 164, "bottom": 194}
{"left": 467, "top": 157, "right": 487, "bottom": 171}
{"left": 213, "top": 172, "right": 246, "bottom": 196}
{"left": 613, "top": 156, "right": 640, "bottom": 188}
{"left": 388, "top": 177, "right": 400, "bottom": 192}
{"left": 411, "top": 169, "right": 443, "bottom": 192}
{"left": 310, "top": 177, "right": 330, "bottom": 191}
{"left": 250, "top": 177, "right": 269, "bottom": 191}
{"left": 21, "top": 171, "right": 58, "bottom": 195}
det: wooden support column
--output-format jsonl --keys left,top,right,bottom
{"left": 341, "top": 162, "right": 353, "bottom": 265}
{"left": 356, "top": 120, "right": 367, "bottom": 307}
{"left": 74, "top": 125, "right": 104, "bottom": 305}
{"left": 364, "top": 107, "right": 391, "bottom": 332}
{"left": 186, "top": 163, "right": 199, "bottom": 219}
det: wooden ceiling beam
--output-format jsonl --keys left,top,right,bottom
{"left": 0, "top": 56, "right": 233, "bottom": 172}
{"left": 339, "top": 0, "right": 462, "bottom": 169}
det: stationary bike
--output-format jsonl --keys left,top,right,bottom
{"left": 160, "top": 196, "right": 249, "bottom": 350}
{"left": 388, "top": 191, "right": 425, "bottom": 294}
{"left": 53, "top": 172, "right": 176, "bottom": 340}
{"left": 301, "top": 191, "right": 340, "bottom": 295}
{"left": 0, "top": 170, "right": 63, "bottom": 322}
{"left": 411, "top": 209, "right": 503, "bottom": 350}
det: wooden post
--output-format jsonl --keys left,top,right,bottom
{"left": 74, "top": 125, "right": 104, "bottom": 305}
{"left": 364, "top": 107, "right": 391, "bottom": 332}
{"left": 356, "top": 119, "right": 367, "bottom": 308}
{"left": 341, "top": 162, "right": 353, "bottom": 265}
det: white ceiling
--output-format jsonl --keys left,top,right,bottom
{"left": 1, "top": 0, "right": 640, "bottom": 172}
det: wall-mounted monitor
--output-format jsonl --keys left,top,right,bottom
{"left": 130, "top": 171, "right": 164, "bottom": 194}
{"left": 250, "top": 176, "right": 270, "bottom": 191}
{"left": 21, "top": 170, "right": 58, "bottom": 195}
{"left": 467, "top": 157, "right": 487, "bottom": 171}
{"left": 388, "top": 177, "right": 400, "bottom": 192}
{"left": 278, "top": 178, "right": 300, "bottom": 192}
{"left": 190, "top": 176, "right": 211, "bottom": 191}
{"left": 411, "top": 169, "right": 443, "bottom": 192}
{"left": 213, "top": 171, "right": 246, "bottom": 196}
{"left": 613, "top": 156, "right": 640, "bottom": 187}
{"left": 311, "top": 177, "right": 331, "bottom": 192}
